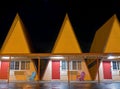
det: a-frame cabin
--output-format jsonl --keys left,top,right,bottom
{"left": 0, "top": 13, "right": 38, "bottom": 81}
{"left": 43, "top": 14, "right": 91, "bottom": 81}
{"left": 90, "top": 14, "right": 120, "bottom": 81}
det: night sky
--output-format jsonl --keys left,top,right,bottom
{"left": 0, "top": 0, "right": 120, "bottom": 53}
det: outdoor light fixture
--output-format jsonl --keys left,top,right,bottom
{"left": 1, "top": 56, "right": 14, "bottom": 60}
{"left": 1, "top": 56, "right": 10, "bottom": 60}
{"left": 108, "top": 56, "right": 115, "bottom": 59}
{"left": 49, "top": 56, "right": 65, "bottom": 59}
{"left": 108, "top": 56, "right": 120, "bottom": 59}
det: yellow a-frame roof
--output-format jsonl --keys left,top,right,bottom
{"left": 90, "top": 14, "right": 120, "bottom": 53}
{"left": 52, "top": 14, "right": 82, "bottom": 53}
{"left": 88, "top": 14, "right": 120, "bottom": 80}
{"left": 1, "top": 13, "right": 31, "bottom": 53}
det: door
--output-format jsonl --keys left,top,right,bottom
{"left": 0, "top": 61, "right": 9, "bottom": 79}
{"left": 52, "top": 60, "right": 60, "bottom": 79}
{"left": 103, "top": 61, "right": 112, "bottom": 79}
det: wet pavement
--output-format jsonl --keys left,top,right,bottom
{"left": 0, "top": 81, "right": 120, "bottom": 89}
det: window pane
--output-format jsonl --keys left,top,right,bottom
{"left": 26, "top": 61, "right": 30, "bottom": 70}
{"left": 78, "top": 61, "right": 81, "bottom": 70}
{"left": 21, "top": 61, "right": 25, "bottom": 70}
{"left": 112, "top": 61, "right": 117, "bottom": 70}
{"left": 72, "top": 61, "right": 77, "bottom": 70}
{"left": 15, "top": 61, "right": 19, "bottom": 70}
{"left": 117, "top": 61, "right": 120, "bottom": 70}
{"left": 62, "top": 60, "right": 67, "bottom": 70}
{"left": 10, "top": 61, "right": 14, "bottom": 69}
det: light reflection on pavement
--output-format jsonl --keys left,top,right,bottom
{"left": 0, "top": 81, "right": 120, "bottom": 89}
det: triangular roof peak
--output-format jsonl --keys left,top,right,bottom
{"left": 113, "top": 14, "right": 117, "bottom": 19}
{"left": 15, "top": 13, "right": 20, "bottom": 19}
{"left": 64, "top": 13, "right": 69, "bottom": 19}
{"left": 90, "top": 14, "right": 120, "bottom": 53}
{"left": 12, "top": 13, "right": 22, "bottom": 25}
{"left": 0, "top": 13, "right": 31, "bottom": 53}
{"left": 52, "top": 13, "right": 82, "bottom": 53}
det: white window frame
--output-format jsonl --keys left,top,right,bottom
{"left": 112, "top": 61, "right": 120, "bottom": 70}
{"left": 70, "top": 60, "right": 81, "bottom": 71}
{"left": 61, "top": 60, "right": 81, "bottom": 71}
{"left": 61, "top": 60, "right": 67, "bottom": 71}
{"left": 10, "top": 60, "right": 30, "bottom": 70}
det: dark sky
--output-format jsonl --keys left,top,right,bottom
{"left": 0, "top": 0, "right": 120, "bottom": 53}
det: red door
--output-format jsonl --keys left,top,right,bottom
{"left": 52, "top": 60, "right": 60, "bottom": 79}
{"left": 103, "top": 61, "right": 112, "bottom": 79}
{"left": 0, "top": 61, "right": 9, "bottom": 79}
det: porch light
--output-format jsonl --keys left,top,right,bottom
{"left": 1, "top": 56, "right": 10, "bottom": 60}
{"left": 108, "top": 56, "right": 120, "bottom": 59}
{"left": 49, "top": 56, "right": 65, "bottom": 59}
{"left": 1, "top": 56, "right": 14, "bottom": 60}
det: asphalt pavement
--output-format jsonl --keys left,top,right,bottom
{"left": 0, "top": 81, "right": 120, "bottom": 89}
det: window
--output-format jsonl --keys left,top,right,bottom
{"left": 112, "top": 61, "right": 120, "bottom": 70}
{"left": 10, "top": 60, "right": 30, "bottom": 70}
{"left": 21, "top": 61, "right": 25, "bottom": 70}
{"left": 117, "top": 61, "right": 120, "bottom": 70}
{"left": 10, "top": 61, "right": 14, "bottom": 69}
{"left": 15, "top": 61, "right": 19, "bottom": 70}
{"left": 26, "top": 61, "right": 30, "bottom": 69}
{"left": 71, "top": 61, "right": 81, "bottom": 70}
{"left": 72, "top": 61, "right": 77, "bottom": 70}
{"left": 61, "top": 60, "right": 81, "bottom": 71}
{"left": 78, "top": 61, "right": 81, "bottom": 70}
{"left": 62, "top": 60, "right": 67, "bottom": 70}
